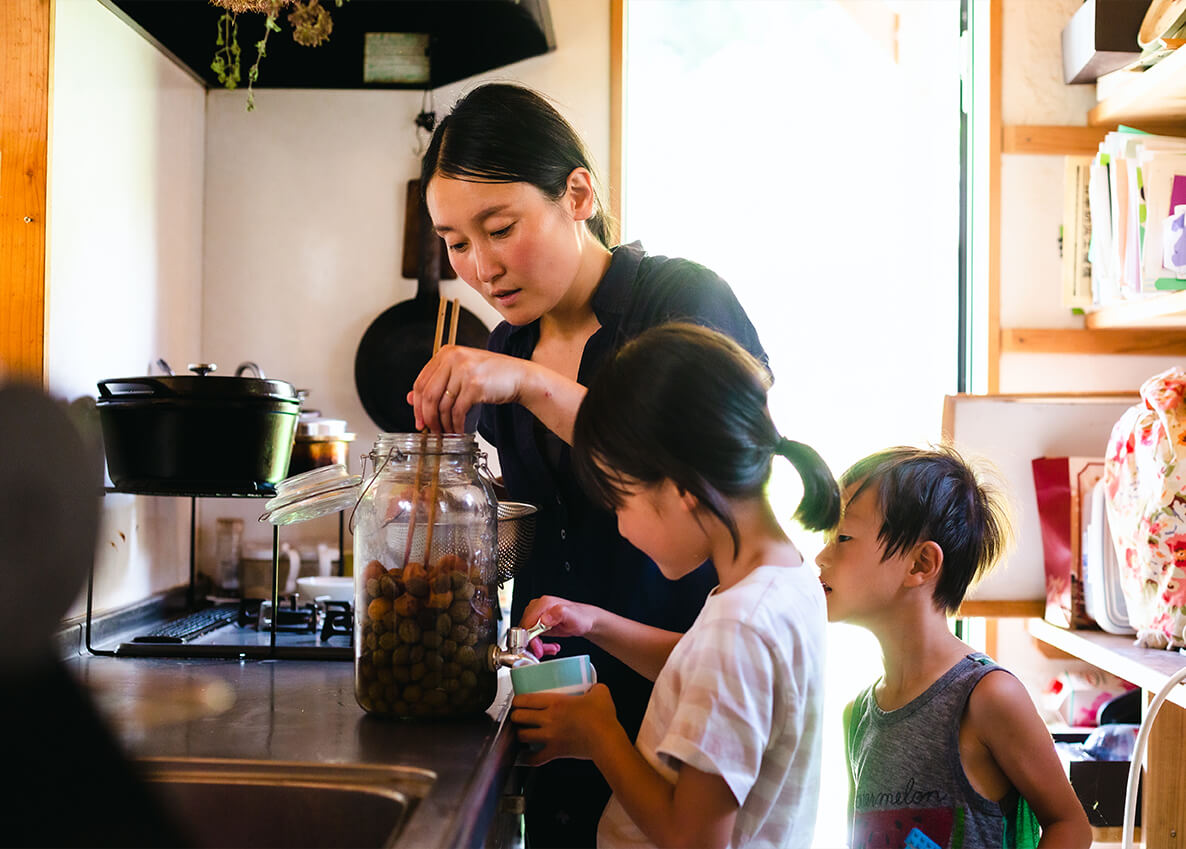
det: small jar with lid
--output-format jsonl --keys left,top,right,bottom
{"left": 351, "top": 433, "right": 499, "bottom": 718}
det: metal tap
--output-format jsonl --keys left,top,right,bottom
{"left": 488, "top": 620, "right": 549, "bottom": 671}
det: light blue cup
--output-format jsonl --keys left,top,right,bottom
{"left": 510, "top": 654, "right": 597, "bottom": 695}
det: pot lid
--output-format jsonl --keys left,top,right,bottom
{"left": 296, "top": 418, "right": 354, "bottom": 438}
{"left": 260, "top": 464, "right": 361, "bottom": 526}
{"left": 97, "top": 362, "right": 299, "bottom": 404}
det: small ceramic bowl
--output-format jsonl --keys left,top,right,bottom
{"left": 510, "top": 654, "right": 597, "bottom": 695}
{"left": 296, "top": 575, "right": 353, "bottom": 603}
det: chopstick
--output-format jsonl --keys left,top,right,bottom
{"left": 403, "top": 296, "right": 459, "bottom": 569}
{"left": 421, "top": 297, "right": 459, "bottom": 565}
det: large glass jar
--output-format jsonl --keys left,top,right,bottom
{"left": 352, "top": 433, "right": 498, "bottom": 718}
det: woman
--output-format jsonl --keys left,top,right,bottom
{"left": 409, "top": 82, "right": 767, "bottom": 848}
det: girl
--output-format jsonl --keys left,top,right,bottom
{"left": 510, "top": 323, "right": 840, "bottom": 849}
{"left": 408, "top": 83, "right": 768, "bottom": 846}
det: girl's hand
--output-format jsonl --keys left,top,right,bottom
{"left": 510, "top": 683, "right": 619, "bottom": 765}
{"left": 407, "top": 346, "right": 529, "bottom": 434}
{"left": 520, "top": 596, "right": 599, "bottom": 658}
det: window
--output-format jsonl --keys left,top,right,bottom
{"left": 624, "top": 2, "right": 963, "bottom": 843}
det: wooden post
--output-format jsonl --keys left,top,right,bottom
{"left": 0, "top": 0, "right": 51, "bottom": 385}
{"left": 1146, "top": 698, "right": 1186, "bottom": 849}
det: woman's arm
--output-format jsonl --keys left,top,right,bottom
{"left": 520, "top": 596, "right": 681, "bottom": 681}
{"left": 510, "top": 685, "right": 739, "bottom": 849}
{"left": 409, "top": 346, "right": 586, "bottom": 441}
{"left": 965, "top": 672, "right": 1093, "bottom": 849}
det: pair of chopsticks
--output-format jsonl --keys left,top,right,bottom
{"left": 403, "top": 296, "right": 460, "bottom": 568}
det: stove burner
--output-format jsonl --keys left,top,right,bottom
{"left": 236, "top": 595, "right": 317, "bottom": 633}
{"left": 320, "top": 600, "right": 353, "bottom": 642}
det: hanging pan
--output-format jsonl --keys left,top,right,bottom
{"left": 354, "top": 179, "right": 489, "bottom": 432}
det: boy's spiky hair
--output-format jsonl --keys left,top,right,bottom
{"left": 841, "top": 444, "right": 1014, "bottom": 615}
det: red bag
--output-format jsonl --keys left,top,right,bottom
{"left": 1033, "top": 457, "right": 1105, "bottom": 629}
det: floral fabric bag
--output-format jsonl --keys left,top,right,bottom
{"left": 1103, "top": 367, "right": 1186, "bottom": 649}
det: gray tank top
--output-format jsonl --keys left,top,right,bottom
{"left": 844, "top": 653, "right": 1023, "bottom": 849}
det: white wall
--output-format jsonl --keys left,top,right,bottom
{"left": 44, "top": 0, "right": 609, "bottom": 594}
{"left": 47, "top": 0, "right": 206, "bottom": 619}
{"left": 196, "top": 1, "right": 610, "bottom": 571}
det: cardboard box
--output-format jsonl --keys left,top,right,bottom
{"left": 1061, "top": 0, "right": 1146, "bottom": 84}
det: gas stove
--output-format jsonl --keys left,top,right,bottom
{"left": 96, "top": 594, "right": 353, "bottom": 660}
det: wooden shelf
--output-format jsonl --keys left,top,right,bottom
{"left": 1085, "top": 290, "right": 1186, "bottom": 328}
{"left": 1028, "top": 618, "right": 1186, "bottom": 708}
{"left": 1001, "top": 125, "right": 1112, "bottom": 156}
{"left": 957, "top": 600, "right": 1043, "bottom": 618}
{"left": 1001, "top": 327, "right": 1186, "bottom": 354}
{"left": 1089, "top": 44, "right": 1186, "bottom": 130}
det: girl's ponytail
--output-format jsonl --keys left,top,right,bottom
{"left": 777, "top": 438, "right": 841, "bottom": 532}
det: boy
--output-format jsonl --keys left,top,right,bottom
{"left": 816, "top": 445, "right": 1092, "bottom": 849}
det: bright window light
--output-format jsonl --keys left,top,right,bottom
{"left": 624, "top": 3, "right": 962, "bottom": 844}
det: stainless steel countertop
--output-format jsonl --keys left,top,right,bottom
{"left": 64, "top": 654, "right": 518, "bottom": 849}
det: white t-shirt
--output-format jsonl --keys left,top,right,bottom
{"left": 597, "top": 564, "right": 827, "bottom": 849}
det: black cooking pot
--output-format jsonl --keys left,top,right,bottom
{"left": 96, "top": 361, "right": 300, "bottom": 495}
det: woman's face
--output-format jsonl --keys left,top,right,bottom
{"left": 426, "top": 175, "right": 587, "bottom": 326}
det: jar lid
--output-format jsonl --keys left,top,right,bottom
{"left": 259, "top": 464, "right": 361, "bottom": 526}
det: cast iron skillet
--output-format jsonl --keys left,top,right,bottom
{"left": 354, "top": 181, "right": 489, "bottom": 433}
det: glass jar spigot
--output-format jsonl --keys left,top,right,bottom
{"left": 488, "top": 620, "right": 549, "bottom": 670}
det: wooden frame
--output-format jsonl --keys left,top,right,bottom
{"left": 1001, "top": 124, "right": 1112, "bottom": 156}
{"left": 609, "top": 0, "right": 624, "bottom": 244}
{"left": 0, "top": 0, "right": 51, "bottom": 385}
{"left": 1001, "top": 327, "right": 1186, "bottom": 355}
{"left": 986, "top": 0, "right": 1002, "bottom": 394}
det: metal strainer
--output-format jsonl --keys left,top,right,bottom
{"left": 496, "top": 501, "right": 537, "bottom": 586}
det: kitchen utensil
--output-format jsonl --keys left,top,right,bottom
{"left": 296, "top": 575, "right": 352, "bottom": 603}
{"left": 352, "top": 432, "right": 499, "bottom": 718}
{"left": 410, "top": 297, "right": 460, "bottom": 567}
{"left": 289, "top": 416, "right": 356, "bottom": 475}
{"left": 353, "top": 180, "right": 488, "bottom": 433}
{"left": 495, "top": 501, "right": 537, "bottom": 586}
{"left": 260, "top": 465, "right": 362, "bottom": 526}
{"left": 489, "top": 618, "right": 549, "bottom": 670}
{"left": 509, "top": 655, "right": 597, "bottom": 694}
{"left": 96, "top": 361, "right": 300, "bottom": 494}
{"left": 401, "top": 178, "right": 456, "bottom": 280}
{"left": 213, "top": 518, "right": 243, "bottom": 592}
{"left": 240, "top": 542, "right": 300, "bottom": 599}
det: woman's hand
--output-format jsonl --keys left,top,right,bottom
{"left": 407, "top": 345, "right": 528, "bottom": 434}
{"left": 408, "top": 345, "right": 588, "bottom": 442}
{"left": 520, "top": 596, "right": 599, "bottom": 658}
{"left": 510, "top": 683, "right": 620, "bottom": 765}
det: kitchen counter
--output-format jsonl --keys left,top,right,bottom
{"left": 61, "top": 653, "right": 520, "bottom": 849}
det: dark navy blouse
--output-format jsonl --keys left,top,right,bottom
{"left": 479, "top": 241, "right": 768, "bottom": 740}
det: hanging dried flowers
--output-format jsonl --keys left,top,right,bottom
{"left": 209, "top": 0, "right": 347, "bottom": 111}
{"left": 289, "top": 0, "right": 334, "bottom": 47}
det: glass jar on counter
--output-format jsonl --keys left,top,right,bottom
{"left": 351, "top": 433, "right": 499, "bottom": 718}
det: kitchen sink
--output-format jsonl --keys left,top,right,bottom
{"left": 136, "top": 757, "right": 437, "bottom": 849}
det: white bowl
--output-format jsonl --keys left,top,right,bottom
{"left": 296, "top": 575, "right": 353, "bottom": 603}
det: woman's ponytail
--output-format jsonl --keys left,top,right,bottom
{"left": 777, "top": 437, "right": 841, "bottom": 532}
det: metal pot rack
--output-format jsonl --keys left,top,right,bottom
{"left": 85, "top": 484, "right": 350, "bottom": 660}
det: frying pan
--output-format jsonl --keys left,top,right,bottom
{"left": 354, "top": 180, "right": 489, "bottom": 433}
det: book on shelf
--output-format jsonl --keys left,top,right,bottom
{"left": 1062, "top": 155, "right": 1094, "bottom": 309}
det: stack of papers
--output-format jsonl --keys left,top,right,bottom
{"left": 1079, "top": 126, "right": 1186, "bottom": 306}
